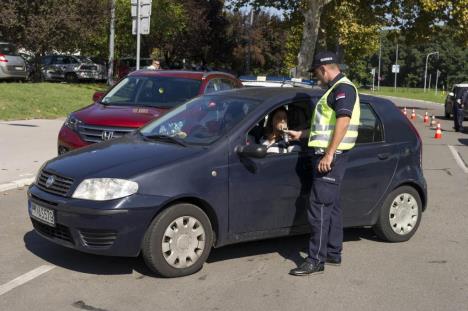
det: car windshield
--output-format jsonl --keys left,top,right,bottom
{"left": 101, "top": 76, "right": 202, "bottom": 108}
{"left": 140, "top": 95, "right": 260, "bottom": 145}
{"left": 0, "top": 43, "right": 19, "bottom": 56}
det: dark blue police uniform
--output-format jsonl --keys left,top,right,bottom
{"left": 453, "top": 90, "right": 466, "bottom": 132}
{"left": 306, "top": 72, "right": 357, "bottom": 265}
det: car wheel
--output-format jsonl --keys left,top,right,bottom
{"left": 65, "top": 73, "right": 77, "bottom": 83}
{"left": 142, "top": 203, "right": 213, "bottom": 278}
{"left": 444, "top": 106, "right": 450, "bottom": 119}
{"left": 373, "top": 186, "right": 422, "bottom": 242}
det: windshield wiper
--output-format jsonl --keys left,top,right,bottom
{"left": 142, "top": 134, "right": 187, "bottom": 147}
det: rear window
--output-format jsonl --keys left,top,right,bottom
{"left": 101, "top": 76, "right": 202, "bottom": 108}
{"left": 454, "top": 87, "right": 468, "bottom": 98}
{"left": 0, "top": 43, "right": 19, "bottom": 56}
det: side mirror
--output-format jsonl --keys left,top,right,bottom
{"left": 92, "top": 91, "right": 105, "bottom": 102}
{"left": 449, "top": 92, "right": 455, "bottom": 97}
{"left": 236, "top": 144, "right": 267, "bottom": 158}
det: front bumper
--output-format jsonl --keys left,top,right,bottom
{"left": 28, "top": 184, "right": 170, "bottom": 257}
{"left": 57, "top": 125, "right": 89, "bottom": 153}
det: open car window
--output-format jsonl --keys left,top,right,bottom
{"left": 246, "top": 102, "right": 311, "bottom": 154}
{"left": 140, "top": 95, "right": 260, "bottom": 145}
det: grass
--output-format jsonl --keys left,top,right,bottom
{"left": 0, "top": 82, "right": 107, "bottom": 121}
{"left": 360, "top": 86, "right": 446, "bottom": 104}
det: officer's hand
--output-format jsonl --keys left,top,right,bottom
{"left": 318, "top": 153, "right": 334, "bottom": 173}
{"left": 283, "top": 130, "right": 301, "bottom": 141}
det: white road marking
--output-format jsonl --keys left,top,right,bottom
{"left": 448, "top": 145, "right": 468, "bottom": 174}
{"left": 417, "top": 114, "right": 424, "bottom": 120}
{"left": 0, "top": 265, "right": 55, "bottom": 296}
{"left": 0, "top": 177, "right": 35, "bottom": 193}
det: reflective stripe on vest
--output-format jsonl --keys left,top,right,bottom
{"left": 308, "top": 76, "right": 360, "bottom": 150}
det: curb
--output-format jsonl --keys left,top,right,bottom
{"left": 0, "top": 177, "right": 35, "bottom": 193}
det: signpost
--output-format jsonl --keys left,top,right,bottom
{"left": 371, "top": 68, "right": 376, "bottom": 91}
{"left": 131, "top": 0, "right": 152, "bottom": 70}
{"left": 393, "top": 43, "right": 399, "bottom": 91}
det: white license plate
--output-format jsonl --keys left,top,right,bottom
{"left": 30, "top": 202, "right": 55, "bottom": 227}
{"left": 15, "top": 66, "right": 24, "bottom": 71}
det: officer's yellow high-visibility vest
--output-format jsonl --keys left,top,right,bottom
{"left": 308, "top": 76, "right": 360, "bottom": 150}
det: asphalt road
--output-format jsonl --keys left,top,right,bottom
{"left": 0, "top": 97, "right": 467, "bottom": 311}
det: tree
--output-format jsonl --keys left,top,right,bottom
{"left": 231, "top": 0, "right": 331, "bottom": 77}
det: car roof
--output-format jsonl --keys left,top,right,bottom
{"left": 210, "top": 87, "right": 392, "bottom": 106}
{"left": 129, "top": 70, "right": 238, "bottom": 81}
{"left": 453, "top": 83, "right": 468, "bottom": 87}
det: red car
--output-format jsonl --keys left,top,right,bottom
{"left": 58, "top": 70, "right": 243, "bottom": 154}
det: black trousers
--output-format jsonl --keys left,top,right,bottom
{"left": 307, "top": 152, "right": 349, "bottom": 264}
{"left": 453, "top": 106, "right": 464, "bottom": 131}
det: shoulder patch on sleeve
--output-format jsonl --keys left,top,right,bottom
{"left": 335, "top": 91, "right": 346, "bottom": 101}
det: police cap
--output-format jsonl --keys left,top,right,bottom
{"left": 309, "top": 51, "right": 339, "bottom": 72}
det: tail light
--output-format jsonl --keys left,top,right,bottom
{"left": 405, "top": 113, "right": 423, "bottom": 168}
{"left": 0, "top": 54, "right": 8, "bottom": 63}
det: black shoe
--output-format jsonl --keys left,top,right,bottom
{"left": 325, "top": 257, "right": 341, "bottom": 266}
{"left": 289, "top": 261, "right": 324, "bottom": 276}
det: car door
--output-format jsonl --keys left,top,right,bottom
{"left": 340, "top": 102, "right": 399, "bottom": 226}
{"left": 228, "top": 103, "right": 309, "bottom": 234}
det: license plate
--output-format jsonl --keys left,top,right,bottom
{"left": 15, "top": 66, "right": 24, "bottom": 71}
{"left": 30, "top": 202, "right": 55, "bottom": 227}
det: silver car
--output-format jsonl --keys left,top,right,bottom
{"left": 40, "top": 55, "right": 106, "bottom": 82}
{"left": 0, "top": 42, "right": 28, "bottom": 81}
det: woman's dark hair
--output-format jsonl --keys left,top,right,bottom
{"left": 264, "top": 107, "right": 287, "bottom": 137}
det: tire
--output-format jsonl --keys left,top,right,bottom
{"left": 142, "top": 203, "right": 213, "bottom": 278}
{"left": 65, "top": 73, "right": 77, "bottom": 83}
{"left": 373, "top": 186, "right": 422, "bottom": 242}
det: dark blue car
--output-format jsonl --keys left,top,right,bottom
{"left": 27, "top": 88, "right": 427, "bottom": 277}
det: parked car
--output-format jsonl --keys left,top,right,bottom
{"left": 57, "top": 70, "right": 243, "bottom": 154}
{"left": 29, "top": 87, "right": 426, "bottom": 277}
{"left": 0, "top": 42, "right": 28, "bottom": 81}
{"left": 445, "top": 83, "right": 468, "bottom": 119}
{"left": 40, "top": 55, "right": 105, "bottom": 82}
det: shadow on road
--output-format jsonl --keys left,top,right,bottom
{"left": 208, "top": 228, "right": 380, "bottom": 267}
{"left": 24, "top": 227, "right": 380, "bottom": 277}
{"left": 459, "top": 138, "right": 468, "bottom": 146}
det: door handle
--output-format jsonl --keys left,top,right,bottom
{"left": 377, "top": 152, "right": 390, "bottom": 160}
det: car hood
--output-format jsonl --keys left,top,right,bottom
{"left": 44, "top": 134, "right": 204, "bottom": 180}
{"left": 74, "top": 103, "right": 169, "bottom": 128}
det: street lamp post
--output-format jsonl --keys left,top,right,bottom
{"left": 424, "top": 51, "right": 438, "bottom": 92}
{"left": 377, "top": 35, "right": 382, "bottom": 91}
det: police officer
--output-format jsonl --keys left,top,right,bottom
{"left": 285, "top": 51, "right": 360, "bottom": 276}
{"left": 454, "top": 89, "right": 466, "bottom": 132}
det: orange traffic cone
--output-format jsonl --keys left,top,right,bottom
{"left": 403, "top": 107, "right": 407, "bottom": 116}
{"left": 423, "top": 112, "right": 429, "bottom": 123}
{"left": 430, "top": 115, "right": 436, "bottom": 128}
{"left": 434, "top": 123, "right": 442, "bottom": 139}
{"left": 411, "top": 109, "right": 416, "bottom": 120}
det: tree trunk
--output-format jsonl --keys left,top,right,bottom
{"left": 296, "top": 0, "right": 331, "bottom": 78}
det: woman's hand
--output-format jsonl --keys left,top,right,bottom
{"left": 283, "top": 130, "right": 301, "bottom": 141}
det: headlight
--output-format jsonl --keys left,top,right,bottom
{"left": 64, "top": 114, "right": 82, "bottom": 131}
{"left": 72, "top": 178, "right": 138, "bottom": 201}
